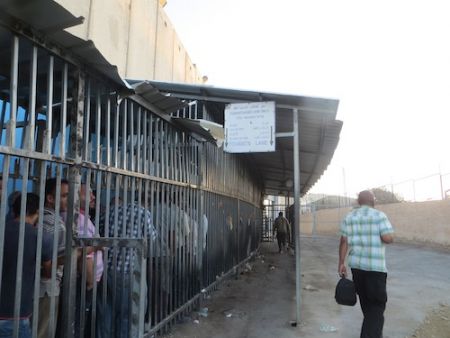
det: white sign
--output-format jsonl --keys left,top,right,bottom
{"left": 224, "top": 101, "right": 276, "bottom": 153}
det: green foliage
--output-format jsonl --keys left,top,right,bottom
{"left": 371, "top": 187, "right": 403, "bottom": 204}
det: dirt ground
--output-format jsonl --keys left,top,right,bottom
{"left": 410, "top": 304, "right": 450, "bottom": 338}
{"left": 162, "top": 237, "right": 450, "bottom": 338}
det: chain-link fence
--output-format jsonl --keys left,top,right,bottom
{"left": 376, "top": 172, "right": 450, "bottom": 202}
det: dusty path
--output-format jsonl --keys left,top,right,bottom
{"left": 164, "top": 237, "right": 450, "bottom": 338}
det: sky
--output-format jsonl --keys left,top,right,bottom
{"left": 165, "top": 0, "right": 450, "bottom": 200}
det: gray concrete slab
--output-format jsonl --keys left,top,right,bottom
{"left": 164, "top": 236, "right": 450, "bottom": 338}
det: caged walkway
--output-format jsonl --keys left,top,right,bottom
{"left": 164, "top": 236, "right": 450, "bottom": 338}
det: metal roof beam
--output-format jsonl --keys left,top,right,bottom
{"left": 156, "top": 92, "right": 337, "bottom": 114}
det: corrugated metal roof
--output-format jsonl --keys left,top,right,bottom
{"left": 146, "top": 81, "right": 343, "bottom": 196}
{"left": 131, "top": 81, "right": 187, "bottom": 114}
{"left": 171, "top": 117, "right": 224, "bottom": 147}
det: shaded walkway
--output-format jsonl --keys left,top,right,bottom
{"left": 165, "top": 237, "right": 450, "bottom": 338}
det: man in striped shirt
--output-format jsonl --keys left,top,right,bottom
{"left": 338, "top": 190, "right": 394, "bottom": 338}
{"left": 38, "top": 178, "right": 68, "bottom": 338}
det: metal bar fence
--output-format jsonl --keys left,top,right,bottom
{"left": 0, "top": 25, "right": 263, "bottom": 338}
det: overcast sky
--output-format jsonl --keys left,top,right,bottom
{"left": 165, "top": 0, "right": 450, "bottom": 200}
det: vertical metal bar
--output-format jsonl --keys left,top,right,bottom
{"left": 173, "top": 131, "right": 180, "bottom": 181}
{"left": 77, "top": 173, "right": 91, "bottom": 337}
{"left": 237, "top": 198, "right": 240, "bottom": 265}
{"left": 0, "top": 96, "right": 6, "bottom": 142}
{"left": 111, "top": 174, "right": 120, "bottom": 337}
{"left": 106, "top": 95, "right": 111, "bottom": 166}
{"left": 61, "top": 69, "right": 84, "bottom": 338}
{"left": 152, "top": 180, "right": 159, "bottom": 328}
{"left": 155, "top": 182, "right": 162, "bottom": 325}
{"left": 164, "top": 123, "right": 169, "bottom": 179}
{"left": 0, "top": 157, "right": 10, "bottom": 296}
{"left": 149, "top": 181, "right": 158, "bottom": 327}
{"left": 137, "top": 106, "right": 142, "bottom": 173}
{"left": 197, "top": 143, "right": 204, "bottom": 290}
{"left": 60, "top": 63, "right": 68, "bottom": 158}
{"left": 122, "top": 100, "right": 128, "bottom": 170}
{"left": 170, "top": 129, "right": 175, "bottom": 180}
{"left": 149, "top": 115, "right": 153, "bottom": 176}
{"left": 179, "top": 135, "right": 184, "bottom": 184}
{"left": 155, "top": 119, "right": 160, "bottom": 178}
{"left": 13, "top": 161, "right": 30, "bottom": 337}
{"left": 9, "top": 34, "right": 22, "bottom": 338}
{"left": 185, "top": 138, "right": 189, "bottom": 184}
{"left": 160, "top": 122, "right": 164, "bottom": 179}
{"left": 174, "top": 186, "right": 180, "bottom": 316}
{"left": 48, "top": 168, "right": 63, "bottom": 337}
{"left": 26, "top": 46, "right": 37, "bottom": 150}
{"left": 293, "top": 108, "right": 302, "bottom": 325}
{"left": 114, "top": 98, "right": 119, "bottom": 168}
{"left": 143, "top": 110, "right": 147, "bottom": 175}
{"left": 167, "top": 184, "right": 174, "bottom": 323}
{"left": 45, "top": 56, "right": 54, "bottom": 154}
{"left": 179, "top": 186, "right": 184, "bottom": 309}
{"left": 96, "top": 89, "right": 101, "bottom": 164}
{"left": 162, "top": 184, "right": 169, "bottom": 327}
{"left": 129, "top": 176, "right": 137, "bottom": 336}
{"left": 32, "top": 161, "right": 47, "bottom": 338}
{"left": 102, "top": 169, "right": 111, "bottom": 331}
{"left": 8, "top": 35, "right": 19, "bottom": 148}
{"left": 83, "top": 80, "right": 91, "bottom": 160}
{"left": 137, "top": 242, "right": 147, "bottom": 338}
{"left": 91, "top": 169, "right": 102, "bottom": 337}
{"left": 215, "top": 193, "right": 220, "bottom": 284}
{"left": 130, "top": 102, "right": 135, "bottom": 172}
{"left": 189, "top": 187, "right": 194, "bottom": 299}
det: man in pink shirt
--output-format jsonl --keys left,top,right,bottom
{"left": 73, "top": 183, "right": 103, "bottom": 337}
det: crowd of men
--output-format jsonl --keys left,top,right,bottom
{"left": 0, "top": 175, "right": 160, "bottom": 338}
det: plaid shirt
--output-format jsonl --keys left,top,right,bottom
{"left": 340, "top": 206, "right": 394, "bottom": 273}
{"left": 108, "top": 203, "right": 157, "bottom": 272}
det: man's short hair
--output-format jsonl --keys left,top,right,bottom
{"left": 45, "top": 178, "right": 69, "bottom": 198}
{"left": 12, "top": 192, "right": 40, "bottom": 216}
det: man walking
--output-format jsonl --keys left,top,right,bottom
{"left": 338, "top": 190, "right": 394, "bottom": 338}
{"left": 273, "top": 212, "right": 290, "bottom": 253}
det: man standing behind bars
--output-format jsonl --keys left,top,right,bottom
{"left": 0, "top": 193, "right": 52, "bottom": 338}
{"left": 339, "top": 190, "right": 394, "bottom": 338}
{"left": 273, "top": 212, "right": 291, "bottom": 253}
{"left": 63, "top": 183, "right": 103, "bottom": 337}
{"left": 98, "top": 191, "right": 158, "bottom": 338}
{"left": 37, "top": 178, "right": 68, "bottom": 338}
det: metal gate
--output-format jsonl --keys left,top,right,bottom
{"left": 263, "top": 202, "right": 294, "bottom": 246}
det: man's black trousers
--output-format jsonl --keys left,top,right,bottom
{"left": 351, "top": 268, "right": 387, "bottom": 338}
{"left": 276, "top": 232, "right": 287, "bottom": 252}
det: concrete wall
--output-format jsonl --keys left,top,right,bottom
{"left": 55, "top": 0, "right": 204, "bottom": 83}
{"left": 301, "top": 200, "right": 450, "bottom": 246}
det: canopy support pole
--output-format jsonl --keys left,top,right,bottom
{"left": 293, "top": 108, "right": 302, "bottom": 325}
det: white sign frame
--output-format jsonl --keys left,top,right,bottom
{"left": 224, "top": 101, "right": 276, "bottom": 153}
